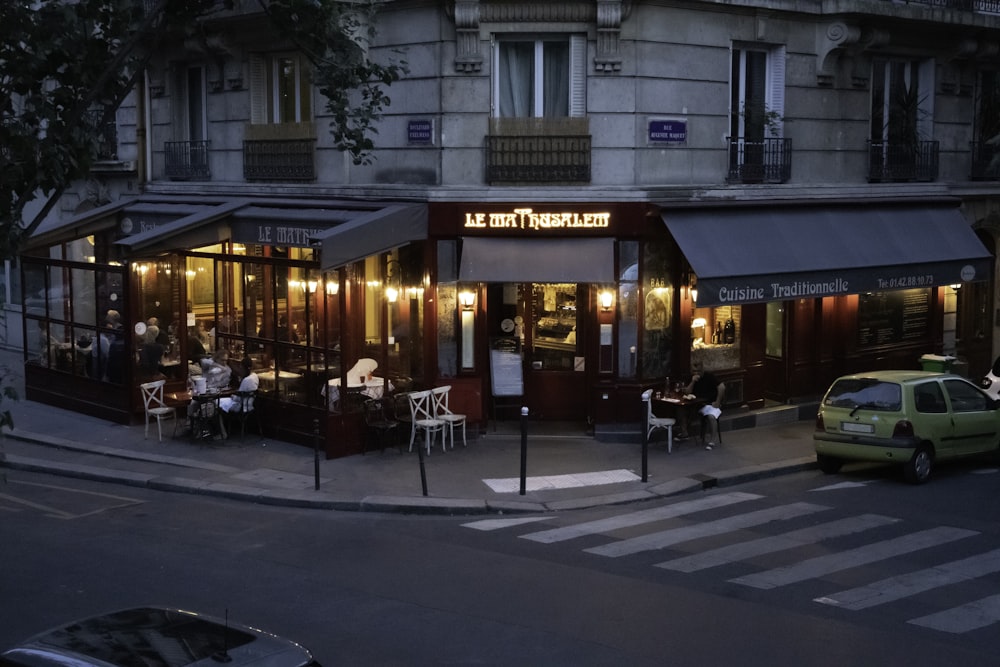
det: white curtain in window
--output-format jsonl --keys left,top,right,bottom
{"left": 498, "top": 42, "right": 533, "bottom": 117}
{"left": 543, "top": 41, "right": 569, "bottom": 117}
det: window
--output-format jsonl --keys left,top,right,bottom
{"left": 186, "top": 66, "right": 207, "bottom": 141}
{"left": 871, "top": 58, "right": 933, "bottom": 148}
{"left": 249, "top": 53, "right": 313, "bottom": 124}
{"left": 493, "top": 35, "right": 585, "bottom": 118}
{"left": 730, "top": 44, "right": 785, "bottom": 140}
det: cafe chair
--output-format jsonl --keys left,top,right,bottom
{"left": 431, "top": 385, "right": 467, "bottom": 449}
{"left": 408, "top": 389, "right": 446, "bottom": 456}
{"left": 641, "top": 389, "right": 675, "bottom": 453}
{"left": 140, "top": 379, "right": 178, "bottom": 442}
{"left": 228, "top": 390, "right": 261, "bottom": 441}
{"left": 393, "top": 391, "right": 413, "bottom": 448}
{"left": 362, "top": 397, "right": 400, "bottom": 455}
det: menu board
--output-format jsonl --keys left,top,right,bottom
{"left": 857, "top": 288, "right": 931, "bottom": 347}
{"left": 490, "top": 337, "right": 524, "bottom": 397}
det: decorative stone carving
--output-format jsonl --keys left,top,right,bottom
{"left": 816, "top": 22, "right": 861, "bottom": 87}
{"left": 454, "top": 0, "right": 482, "bottom": 73}
{"left": 595, "top": 0, "right": 624, "bottom": 73}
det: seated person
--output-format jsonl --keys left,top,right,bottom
{"left": 220, "top": 357, "right": 260, "bottom": 413}
{"left": 188, "top": 326, "right": 208, "bottom": 363}
{"left": 201, "top": 349, "right": 232, "bottom": 392}
{"left": 684, "top": 365, "right": 726, "bottom": 449}
{"left": 138, "top": 326, "right": 165, "bottom": 379}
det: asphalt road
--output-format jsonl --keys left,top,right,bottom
{"left": 3, "top": 461, "right": 1000, "bottom": 665}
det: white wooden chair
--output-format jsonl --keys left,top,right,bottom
{"left": 140, "top": 379, "right": 177, "bottom": 442}
{"left": 641, "top": 389, "right": 675, "bottom": 453}
{"left": 408, "top": 389, "right": 446, "bottom": 455}
{"left": 431, "top": 385, "right": 467, "bottom": 449}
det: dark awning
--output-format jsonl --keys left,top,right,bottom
{"left": 115, "top": 199, "right": 250, "bottom": 254}
{"left": 312, "top": 204, "right": 428, "bottom": 271}
{"left": 25, "top": 198, "right": 132, "bottom": 250}
{"left": 663, "top": 205, "right": 994, "bottom": 307}
{"left": 458, "top": 237, "right": 616, "bottom": 283}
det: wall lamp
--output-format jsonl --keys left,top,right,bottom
{"left": 599, "top": 289, "right": 614, "bottom": 311}
{"left": 690, "top": 280, "right": 698, "bottom": 304}
{"left": 385, "top": 259, "right": 402, "bottom": 303}
{"left": 458, "top": 289, "right": 476, "bottom": 310}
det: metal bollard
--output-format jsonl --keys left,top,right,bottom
{"left": 313, "top": 418, "right": 321, "bottom": 491}
{"left": 416, "top": 436, "right": 428, "bottom": 497}
{"left": 519, "top": 406, "right": 528, "bottom": 495}
{"left": 641, "top": 405, "right": 649, "bottom": 483}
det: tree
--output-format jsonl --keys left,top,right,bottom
{"left": 0, "top": 0, "right": 404, "bottom": 258}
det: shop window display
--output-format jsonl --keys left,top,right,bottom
{"left": 691, "top": 304, "right": 742, "bottom": 372}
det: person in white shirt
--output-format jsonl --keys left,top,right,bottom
{"left": 220, "top": 357, "right": 259, "bottom": 413}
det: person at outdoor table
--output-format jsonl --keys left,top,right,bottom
{"left": 220, "top": 357, "right": 259, "bottom": 413}
{"left": 138, "top": 325, "right": 165, "bottom": 380}
{"left": 684, "top": 365, "right": 726, "bottom": 450}
{"left": 201, "top": 349, "right": 232, "bottom": 392}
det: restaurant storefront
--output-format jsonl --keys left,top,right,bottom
{"left": 21, "top": 195, "right": 994, "bottom": 456}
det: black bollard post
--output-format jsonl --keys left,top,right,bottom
{"left": 313, "top": 418, "right": 321, "bottom": 491}
{"left": 416, "top": 437, "right": 429, "bottom": 496}
{"left": 519, "top": 406, "right": 528, "bottom": 495}
{"left": 641, "top": 404, "right": 649, "bottom": 483}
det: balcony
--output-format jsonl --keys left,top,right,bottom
{"left": 881, "top": 0, "right": 1000, "bottom": 10}
{"left": 164, "top": 140, "right": 210, "bottom": 180}
{"left": 727, "top": 138, "right": 792, "bottom": 184}
{"left": 970, "top": 141, "right": 1000, "bottom": 180}
{"left": 243, "top": 122, "right": 316, "bottom": 181}
{"left": 868, "top": 141, "right": 939, "bottom": 182}
{"left": 486, "top": 118, "right": 591, "bottom": 185}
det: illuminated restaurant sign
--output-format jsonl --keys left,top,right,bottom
{"left": 464, "top": 208, "right": 610, "bottom": 231}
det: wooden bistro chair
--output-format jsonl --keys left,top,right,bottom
{"left": 431, "top": 385, "right": 467, "bottom": 449}
{"left": 362, "top": 397, "right": 400, "bottom": 455}
{"left": 641, "top": 389, "right": 675, "bottom": 453}
{"left": 407, "top": 389, "right": 446, "bottom": 456}
{"left": 140, "top": 379, "right": 178, "bottom": 442}
{"left": 228, "top": 390, "right": 261, "bottom": 441}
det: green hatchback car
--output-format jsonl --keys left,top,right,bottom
{"left": 814, "top": 370, "right": 1000, "bottom": 484}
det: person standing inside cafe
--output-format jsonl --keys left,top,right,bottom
{"left": 685, "top": 364, "right": 726, "bottom": 450}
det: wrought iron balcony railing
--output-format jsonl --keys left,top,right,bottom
{"left": 880, "top": 0, "right": 1000, "bottom": 11}
{"left": 727, "top": 138, "right": 792, "bottom": 184}
{"left": 164, "top": 140, "right": 210, "bottom": 180}
{"left": 867, "top": 141, "right": 939, "bottom": 182}
{"left": 243, "top": 122, "right": 317, "bottom": 181}
{"left": 486, "top": 134, "right": 592, "bottom": 184}
{"left": 485, "top": 117, "right": 591, "bottom": 185}
{"left": 970, "top": 141, "right": 1000, "bottom": 180}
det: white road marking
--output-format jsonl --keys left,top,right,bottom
{"left": 657, "top": 514, "right": 899, "bottom": 573}
{"left": 815, "top": 548, "right": 1000, "bottom": 610}
{"left": 520, "top": 492, "right": 763, "bottom": 544}
{"left": 909, "top": 593, "right": 1000, "bottom": 633}
{"left": 585, "top": 502, "right": 829, "bottom": 558}
{"left": 810, "top": 481, "right": 877, "bottom": 491}
{"left": 731, "top": 526, "right": 978, "bottom": 590}
{"left": 483, "top": 469, "right": 641, "bottom": 493}
{"left": 461, "top": 517, "right": 551, "bottom": 531}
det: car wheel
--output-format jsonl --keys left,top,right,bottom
{"left": 816, "top": 454, "right": 843, "bottom": 475}
{"left": 904, "top": 445, "right": 933, "bottom": 484}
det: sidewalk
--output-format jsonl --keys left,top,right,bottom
{"left": 0, "top": 351, "right": 819, "bottom": 514}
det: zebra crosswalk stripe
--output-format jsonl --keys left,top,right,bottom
{"left": 730, "top": 526, "right": 978, "bottom": 590}
{"left": 814, "top": 547, "right": 1000, "bottom": 610}
{"left": 909, "top": 593, "right": 1000, "bottom": 633}
{"left": 657, "top": 513, "right": 899, "bottom": 573}
{"left": 519, "top": 491, "right": 763, "bottom": 544}
{"left": 584, "top": 502, "right": 829, "bottom": 558}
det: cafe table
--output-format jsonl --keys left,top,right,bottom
{"left": 168, "top": 389, "right": 231, "bottom": 440}
{"left": 256, "top": 369, "right": 303, "bottom": 391}
{"left": 653, "top": 392, "right": 705, "bottom": 440}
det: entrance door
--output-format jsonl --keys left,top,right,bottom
{"left": 487, "top": 282, "right": 588, "bottom": 421}
{"left": 763, "top": 300, "right": 788, "bottom": 402}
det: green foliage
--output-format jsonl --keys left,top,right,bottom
{"left": 259, "top": 0, "right": 406, "bottom": 165}
{"left": 0, "top": 0, "right": 404, "bottom": 257}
